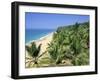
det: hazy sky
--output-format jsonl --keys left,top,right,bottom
{"left": 25, "top": 12, "right": 89, "bottom": 29}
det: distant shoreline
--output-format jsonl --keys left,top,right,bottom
{"left": 26, "top": 32, "right": 54, "bottom": 46}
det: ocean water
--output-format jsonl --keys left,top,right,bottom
{"left": 25, "top": 29, "right": 55, "bottom": 44}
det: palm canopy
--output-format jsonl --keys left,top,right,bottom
{"left": 26, "top": 42, "right": 42, "bottom": 58}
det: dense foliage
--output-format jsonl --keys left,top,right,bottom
{"left": 47, "top": 22, "right": 89, "bottom": 66}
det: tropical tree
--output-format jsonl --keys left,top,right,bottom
{"left": 26, "top": 42, "right": 42, "bottom": 67}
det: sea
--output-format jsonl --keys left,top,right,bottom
{"left": 25, "top": 29, "right": 55, "bottom": 44}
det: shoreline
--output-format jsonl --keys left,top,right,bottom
{"left": 26, "top": 32, "right": 54, "bottom": 46}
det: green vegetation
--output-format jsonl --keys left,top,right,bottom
{"left": 26, "top": 42, "right": 42, "bottom": 67}
{"left": 25, "top": 22, "right": 89, "bottom": 68}
{"left": 47, "top": 22, "right": 89, "bottom": 66}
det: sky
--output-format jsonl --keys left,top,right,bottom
{"left": 25, "top": 12, "right": 89, "bottom": 29}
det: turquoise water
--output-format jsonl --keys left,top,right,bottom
{"left": 25, "top": 29, "right": 55, "bottom": 44}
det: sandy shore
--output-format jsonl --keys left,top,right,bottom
{"left": 25, "top": 32, "right": 54, "bottom": 59}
